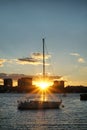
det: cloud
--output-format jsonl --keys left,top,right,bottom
{"left": 78, "top": 58, "right": 85, "bottom": 63}
{"left": 17, "top": 52, "right": 51, "bottom": 65}
{"left": 7, "top": 59, "right": 14, "bottom": 63}
{"left": 0, "top": 53, "right": 51, "bottom": 67}
{"left": 18, "top": 57, "right": 38, "bottom": 62}
{"left": 70, "top": 53, "right": 80, "bottom": 57}
{"left": 0, "top": 58, "right": 16, "bottom": 66}
{"left": 0, "top": 59, "right": 6, "bottom": 67}
{"left": 32, "top": 52, "right": 51, "bottom": 60}
{"left": 70, "top": 52, "right": 86, "bottom": 64}
{"left": 0, "top": 73, "right": 28, "bottom": 80}
{"left": 17, "top": 57, "right": 42, "bottom": 65}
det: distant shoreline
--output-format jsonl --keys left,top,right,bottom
{"left": 0, "top": 85, "right": 87, "bottom": 94}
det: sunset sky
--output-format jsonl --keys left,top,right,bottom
{"left": 0, "top": 0, "right": 87, "bottom": 86}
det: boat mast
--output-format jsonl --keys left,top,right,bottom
{"left": 42, "top": 38, "right": 45, "bottom": 77}
{"left": 42, "top": 38, "right": 45, "bottom": 101}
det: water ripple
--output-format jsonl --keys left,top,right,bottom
{"left": 0, "top": 93, "right": 87, "bottom": 130}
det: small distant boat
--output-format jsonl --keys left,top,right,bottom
{"left": 17, "top": 38, "right": 62, "bottom": 110}
{"left": 80, "top": 93, "right": 87, "bottom": 100}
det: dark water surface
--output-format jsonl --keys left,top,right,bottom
{"left": 0, "top": 93, "right": 87, "bottom": 130}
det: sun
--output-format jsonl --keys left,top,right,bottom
{"left": 36, "top": 80, "right": 50, "bottom": 90}
{"left": 33, "top": 77, "right": 53, "bottom": 91}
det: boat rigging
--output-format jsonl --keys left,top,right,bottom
{"left": 17, "top": 38, "right": 62, "bottom": 110}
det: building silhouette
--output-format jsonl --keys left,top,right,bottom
{"left": 18, "top": 77, "right": 33, "bottom": 92}
{"left": 4, "top": 78, "right": 13, "bottom": 91}
{"left": 50, "top": 80, "right": 65, "bottom": 93}
{"left": 54, "top": 80, "right": 64, "bottom": 88}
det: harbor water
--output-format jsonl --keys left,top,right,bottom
{"left": 0, "top": 93, "right": 87, "bottom": 130}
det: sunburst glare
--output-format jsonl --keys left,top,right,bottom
{"left": 33, "top": 77, "right": 53, "bottom": 91}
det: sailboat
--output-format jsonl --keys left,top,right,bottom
{"left": 18, "top": 38, "right": 62, "bottom": 110}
